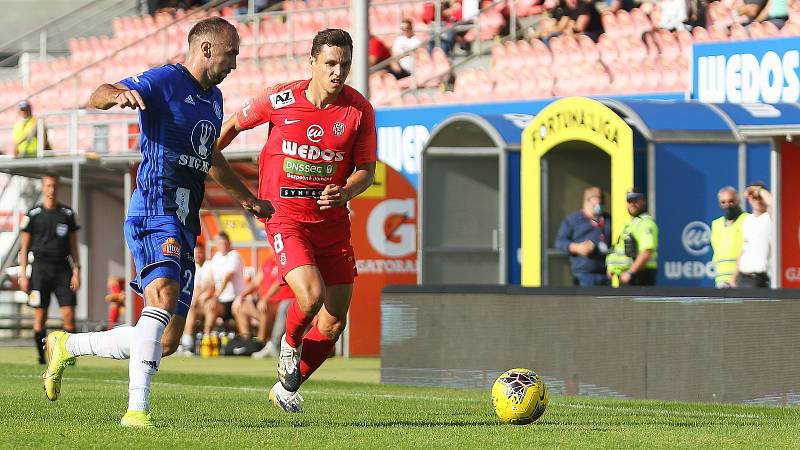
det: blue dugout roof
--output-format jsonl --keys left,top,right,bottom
{"left": 426, "top": 99, "right": 800, "bottom": 150}
{"left": 603, "top": 99, "right": 800, "bottom": 142}
{"left": 426, "top": 113, "right": 530, "bottom": 150}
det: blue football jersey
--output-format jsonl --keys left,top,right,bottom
{"left": 120, "top": 64, "right": 224, "bottom": 235}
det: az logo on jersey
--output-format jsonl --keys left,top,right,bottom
{"left": 307, "top": 124, "right": 324, "bottom": 142}
{"left": 270, "top": 90, "right": 295, "bottom": 109}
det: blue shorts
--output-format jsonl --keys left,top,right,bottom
{"left": 124, "top": 215, "right": 196, "bottom": 317}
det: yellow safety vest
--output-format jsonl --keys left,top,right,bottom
{"left": 12, "top": 116, "right": 38, "bottom": 157}
{"left": 606, "top": 213, "right": 658, "bottom": 275}
{"left": 711, "top": 212, "right": 748, "bottom": 287}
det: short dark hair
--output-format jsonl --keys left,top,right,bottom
{"left": 217, "top": 231, "right": 230, "bottom": 241}
{"left": 311, "top": 29, "right": 353, "bottom": 58}
{"left": 42, "top": 172, "right": 59, "bottom": 181}
{"left": 188, "top": 17, "right": 236, "bottom": 46}
{"left": 401, "top": 19, "right": 413, "bottom": 28}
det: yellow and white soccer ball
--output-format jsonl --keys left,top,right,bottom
{"left": 491, "top": 368, "right": 548, "bottom": 424}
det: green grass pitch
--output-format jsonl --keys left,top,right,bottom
{"left": 2, "top": 346, "right": 800, "bottom": 448}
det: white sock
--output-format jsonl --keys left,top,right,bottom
{"left": 65, "top": 326, "right": 134, "bottom": 359}
{"left": 180, "top": 334, "right": 193, "bottom": 348}
{"left": 128, "top": 307, "right": 170, "bottom": 411}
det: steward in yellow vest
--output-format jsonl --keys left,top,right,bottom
{"left": 606, "top": 188, "right": 658, "bottom": 286}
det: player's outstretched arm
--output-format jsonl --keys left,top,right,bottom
{"left": 216, "top": 115, "right": 244, "bottom": 152}
{"left": 318, "top": 162, "right": 376, "bottom": 210}
{"left": 89, "top": 83, "right": 146, "bottom": 110}
{"left": 208, "top": 146, "right": 274, "bottom": 220}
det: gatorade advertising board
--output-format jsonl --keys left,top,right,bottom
{"left": 348, "top": 162, "right": 417, "bottom": 356}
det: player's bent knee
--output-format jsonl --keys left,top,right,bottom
{"left": 318, "top": 317, "right": 346, "bottom": 338}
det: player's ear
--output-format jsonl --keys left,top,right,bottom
{"left": 201, "top": 41, "right": 212, "bottom": 58}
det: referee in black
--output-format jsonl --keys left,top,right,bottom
{"left": 18, "top": 173, "right": 81, "bottom": 364}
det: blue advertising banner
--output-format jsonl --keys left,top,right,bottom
{"left": 655, "top": 142, "right": 739, "bottom": 286}
{"left": 692, "top": 37, "right": 800, "bottom": 103}
{"left": 747, "top": 142, "right": 772, "bottom": 189}
{"left": 375, "top": 94, "right": 683, "bottom": 188}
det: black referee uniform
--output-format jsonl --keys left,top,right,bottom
{"left": 22, "top": 203, "right": 80, "bottom": 361}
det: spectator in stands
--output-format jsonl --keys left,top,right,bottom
{"left": 202, "top": 232, "right": 244, "bottom": 354}
{"left": 368, "top": 35, "right": 392, "bottom": 68}
{"left": 178, "top": 240, "right": 213, "bottom": 354}
{"left": 606, "top": 187, "right": 658, "bottom": 286}
{"left": 603, "top": 0, "right": 637, "bottom": 13}
{"left": 556, "top": 186, "right": 612, "bottom": 286}
{"left": 426, "top": 0, "right": 462, "bottom": 55}
{"left": 733, "top": 182, "right": 772, "bottom": 288}
{"left": 535, "top": 0, "right": 605, "bottom": 42}
{"left": 685, "top": 0, "right": 706, "bottom": 28}
{"left": 105, "top": 275, "right": 125, "bottom": 329}
{"left": 390, "top": 20, "right": 423, "bottom": 79}
{"left": 12, "top": 100, "right": 48, "bottom": 158}
{"left": 710, "top": 186, "right": 748, "bottom": 288}
{"left": 759, "top": 0, "right": 789, "bottom": 27}
{"left": 18, "top": 173, "right": 81, "bottom": 364}
{"left": 734, "top": 0, "right": 787, "bottom": 26}
{"left": 642, "top": 0, "right": 688, "bottom": 30}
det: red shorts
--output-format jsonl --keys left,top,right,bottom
{"left": 265, "top": 217, "right": 357, "bottom": 286}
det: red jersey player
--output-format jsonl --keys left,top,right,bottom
{"left": 216, "top": 29, "right": 376, "bottom": 413}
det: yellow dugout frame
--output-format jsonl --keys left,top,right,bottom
{"left": 521, "top": 97, "right": 634, "bottom": 286}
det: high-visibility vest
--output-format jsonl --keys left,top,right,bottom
{"left": 606, "top": 213, "right": 658, "bottom": 274}
{"left": 711, "top": 212, "right": 748, "bottom": 286}
{"left": 12, "top": 116, "right": 38, "bottom": 157}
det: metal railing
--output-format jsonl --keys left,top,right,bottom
{"left": 0, "top": 0, "right": 241, "bottom": 115}
{"left": 1, "top": 0, "right": 518, "bottom": 115}
{"left": 0, "top": 0, "right": 139, "bottom": 67}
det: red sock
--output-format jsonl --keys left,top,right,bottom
{"left": 299, "top": 325, "right": 337, "bottom": 383}
{"left": 285, "top": 300, "right": 315, "bottom": 348}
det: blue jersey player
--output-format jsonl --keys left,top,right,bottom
{"left": 40, "top": 17, "right": 273, "bottom": 428}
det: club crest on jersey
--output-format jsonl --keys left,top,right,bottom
{"left": 190, "top": 120, "right": 216, "bottom": 159}
{"left": 307, "top": 124, "right": 324, "bottom": 143}
{"left": 270, "top": 90, "right": 295, "bottom": 109}
{"left": 213, "top": 100, "right": 222, "bottom": 119}
{"left": 162, "top": 237, "right": 181, "bottom": 257}
{"left": 333, "top": 122, "right": 345, "bottom": 136}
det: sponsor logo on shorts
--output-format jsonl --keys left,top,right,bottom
{"left": 283, "top": 157, "right": 337, "bottom": 177}
{"left": 162, "top": 237, "right": 181, "bottom": 257}
{"left": 280, "top": 253, "right": 287, "bottom": 266}
{"left": 280, "top": 187, "right": 323, "bottom": 198}
{"left": 307, "top": 124, "right": 324, "bottom": 142}
{"left": 333, "top": 122, "right": 345, "bottom": 136}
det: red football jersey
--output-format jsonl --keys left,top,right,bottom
{"left": 236, "top": 79, "right": 377, "bottom": 223}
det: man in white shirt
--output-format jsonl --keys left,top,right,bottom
{"left": 203, "top": 231, "right": 244, "bottom": 335}
{"left": 390, "top": 19, "right": 422, "bottom": 79}
{"left": 733, "top": 183, "right": 772, "bottom": 288}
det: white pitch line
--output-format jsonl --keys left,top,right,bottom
{"left": 10, "top": 374, "right": 769, "bottom": 419}
{"left": 561, "top": 402, "right": 765, "bottom": 419}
